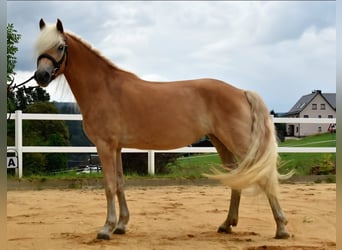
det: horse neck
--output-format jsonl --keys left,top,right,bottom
{"left": 62, "top": 34, "right": 122, "bottom": 114}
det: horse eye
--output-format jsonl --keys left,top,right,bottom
{"left": 58, "top": 45, "right": 64, "bottom": 51}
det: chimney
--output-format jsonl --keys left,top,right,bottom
{"left": 312, "top": 90, "right": 322, "bottom": 94}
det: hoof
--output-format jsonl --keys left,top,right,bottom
{"left": 113, "top": 227, "right": 126, "bottom": 234}
{"left": 97, "top": 232, "right": 111, "bottom": 240}
{"left": 275, "top": 231, "right": 290, "bottom": 239}
{"left": 217, "top": 226, "right": 232, "bottom": 234}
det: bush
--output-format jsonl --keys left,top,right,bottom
{"left": 122, "top": 153, "right": 181, "bottom": 175}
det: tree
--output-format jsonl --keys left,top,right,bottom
{"left": 8, "top": 86, "right": 50, "bottom": 112}
{"left": 22, "top": 102, "right": 70, "bottom": 175}
{"left": 7, "top": 23, "right": 20, "bottom": 115}
{"left": 7, "top": 23, "right": 21, "bottom": 83}
{"left": 270, "top": 110, "right": 286, "bottom": 142}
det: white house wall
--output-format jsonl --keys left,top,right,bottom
{"left": 287, "top": 94, "right": 336, "bottom": 137}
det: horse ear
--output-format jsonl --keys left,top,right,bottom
{"left": 39, "top": 18, "right": 46, "bottom": 30}
{"left": 56, "top": 19, "right": 64, "bottom": 33}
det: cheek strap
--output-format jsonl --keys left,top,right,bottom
{"left": 36, "top": 46, "right": 68, "bottom": 78}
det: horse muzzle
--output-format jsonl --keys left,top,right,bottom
{"left": 34, "top": 69, "right": 54, "bottom": 87}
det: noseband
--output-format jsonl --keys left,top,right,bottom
{"left": 37, "top": 45, "right": 68, "bottom": 80}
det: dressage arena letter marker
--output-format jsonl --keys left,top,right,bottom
{"left": 7, "top": 157, "right": 18, "bottom": 169}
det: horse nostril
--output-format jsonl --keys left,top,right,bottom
{"left": 42, "top": 71, "right": 50, "bottom": 82}
{"left": 34, "top": 70, "right": 51, "bottom": 86}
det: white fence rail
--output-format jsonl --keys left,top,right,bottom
{"left": 7, "top": 110, "right": 336, "bottom": 178}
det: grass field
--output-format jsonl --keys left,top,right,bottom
{"left": 280, "top": 132, "right": 336, "bottom": 147}
{"left": 165, "top": 132, "right": 336, "bottom": 178}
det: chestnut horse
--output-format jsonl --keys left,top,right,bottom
{"left": 34, "top": 19, "right": 291, "bottom": 240}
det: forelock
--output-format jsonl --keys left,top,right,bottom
{"left": 35, "top": 23, "right": 65, "bottom": 56}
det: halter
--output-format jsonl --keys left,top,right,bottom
{"left": 36, "top": 44, "right": 68, "bottom": 80}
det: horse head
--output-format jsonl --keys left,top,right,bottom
{"left": 34, "top": 18, "right": 68, "bottom": 87}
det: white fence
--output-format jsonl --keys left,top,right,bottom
{"left": 7, "top": 110, "right": 336, "bottom": 178}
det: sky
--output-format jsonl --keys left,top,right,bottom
{"left": 7, "top": 1, "right": 336, "bottom": 112}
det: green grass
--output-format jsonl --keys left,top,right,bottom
{"left": 280, "top": 133, "right": 336, "bottom": 147}
{"left": 163, "top": 154, "right": 222, "bottom": 178}
{"left": 277, "top": 133, "right": 336, "bottom": 175}
{"left": 166, "top": 132, "right": 336, "bottom": 178}
{"left": 278, "top": 153, "right": 335, "bottom": 175}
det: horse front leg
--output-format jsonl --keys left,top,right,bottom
{"left": 96, "top": 145, "right": 118, "bottom": 240}
{"left": 113, "top": 149, "right": 130, "bottom": 234}
{"left": 218, "top": 189, "right": 241, "bottom": 233}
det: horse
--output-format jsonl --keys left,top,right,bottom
{"left": 34, "top": 19, "right": 291, "bottom": 240}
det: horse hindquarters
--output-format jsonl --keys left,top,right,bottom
{"left": 208, "top": 91, "right": 290, "bottom": 239}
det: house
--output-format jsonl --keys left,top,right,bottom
{"left": 286, "top": 90, "right": 336, "bottom": 137}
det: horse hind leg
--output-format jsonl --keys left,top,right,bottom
{"left": 218, "top": 189, "right": 241, "bottom": 234}
{"left": 211, "top": 133, "right": 290, "bottom": 239}
{"left": 267, "top": 194, "right": 290, "bottom": 239}
{"left": 113, "top": 149, "right": 130, "bottom": 234}
{"left": 208, "top": 135, "right": 241, "bottom": 234}
{"left": 260, "top": 180, "right": 290, "bottom": 239}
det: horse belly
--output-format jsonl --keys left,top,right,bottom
{"left": 120, "top": 111, "right": 210, "bottom": 150}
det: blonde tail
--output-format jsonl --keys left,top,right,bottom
{"left": 208, "top": 91, "right": 293, "bottom": 196}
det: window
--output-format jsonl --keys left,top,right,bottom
{"left": 321, "top": 104, "right": 326, "bottom": 110}
{"left": 318, "top": 126, "right": 322, "bottom": 132}
{"left": 328, "top": 115, "right": 334, "bottom": 118}
{"left": 312, "top": 103, "right": 317, "bottom": 110}
{"left": 318, "top": 115, "right": 322, "bottom": 118}
{"left": 303, "top": 115, "right": 309, "bottom": 118}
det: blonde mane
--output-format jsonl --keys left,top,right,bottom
{"left": 35, "top": 22, "right": 138, "bottom": 78}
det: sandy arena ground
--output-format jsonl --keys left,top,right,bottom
{"left": 7, "top": 183, "right": 336, "bottom": 250}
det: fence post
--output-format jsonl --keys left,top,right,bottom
{"left": 147, "top": 150, "right": 155, "bottom": 175}
{"left": 15, "top": 110, "right": 23, "bottom": 178}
